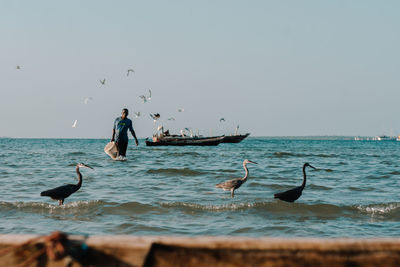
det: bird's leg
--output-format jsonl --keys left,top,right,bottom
{"left": 58, "top": 200, "right": 62, "bottom": 206}
{"left": 231, "top": 189, "right": 235, "bottom": 198}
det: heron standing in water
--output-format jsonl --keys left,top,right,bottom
{"left": 216, "top": 159, "right": 257, "bottom": 198}
{"left": 274, "top": 162, "right": 316, "bottom": 203}
{"left": 40, "top": 163, "right": 93, "bottom": 205}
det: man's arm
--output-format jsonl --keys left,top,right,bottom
{"left": 111, "top": 128, "right": 116, "bottom": 142}
{"left": 129, "top": 123, "right": 139, "bottom": 146}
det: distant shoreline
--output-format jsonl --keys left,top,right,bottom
{"left": 0, "top": 136, "right": 376, "bottom": 140}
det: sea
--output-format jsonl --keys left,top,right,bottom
{"left": 0, "top": 137, "right": 399, "bottom": 237}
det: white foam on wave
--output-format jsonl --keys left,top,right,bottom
{"left": 160, "top": 201, "right": 256, "bottom": 211}
{"left": 357, "top": 203, "right": 400, "bottom": 215}
{"left": 6, "top": 200, "right": 102, "bottom": 211}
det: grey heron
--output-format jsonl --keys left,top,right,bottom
{"left": 216, "top": 159, "right": 257, "bottom": 198}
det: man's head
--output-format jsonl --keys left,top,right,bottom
{"left": 121, "top": 108, "right": 129, "bottom": 119}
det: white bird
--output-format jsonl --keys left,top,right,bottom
{"left": 178, "top": 108, "right": 184, "bottom": 112}
{"left": 99, "top": 79, "right": 106, "bottom": 85}
{"left": 127, "top": 69, "right": 135, "bottom": 76}
{"left": 139, "top": 95, "right": 147, "bottom": 103}
{"left": 220, "top": 118, "right": 226, "bottom": 122}
{"left": 72, "top": 120, "right": 78, "bottom": 128}
{"left": 84, "top": 97, "right": 93, "bottom": 104}
{"left": 168, "top": 117, "right": 175, "bottom": 121}
{"left": 134, "top": 112, "right": 141, "bottom": 118}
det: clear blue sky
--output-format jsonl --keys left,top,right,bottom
{"left": 1, "top": 1, "right": 399, "bottom": 138}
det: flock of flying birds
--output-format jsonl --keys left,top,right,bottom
{"left": 67, "top": 68, "right": 226, "bottom": 129}
{"left": 16, "top": 65, "right": 227, "bottom": 132}
{"left": 70, "top": 68, "right": 185, "bottom": 128}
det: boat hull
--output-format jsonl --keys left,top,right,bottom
{"left": 221, "top": 133, "right": 250, "bottom": 143}
{"left": 145, "top": 136, "right": 223, "bottom": 146}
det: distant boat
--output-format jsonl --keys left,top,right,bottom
{"left": 373, "top": 135, "right": 397, "bottom": 141}
{"left": 221, "top": 133, "right": 250, "bottom": 143}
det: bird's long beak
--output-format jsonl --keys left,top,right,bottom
{"left": 309, "top": 165, "right": 316, "bottom": 170}
{"left": 81, "top": 164, "right": 94, "bottom": 169}
{"left": 248, "top": 160, "right": 258, "bottom": 164}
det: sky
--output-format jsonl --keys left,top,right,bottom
{"left": 1, "top": 1, "right": 400, "bottom": 138}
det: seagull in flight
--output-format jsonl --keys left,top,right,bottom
{"left": 134, "top": 112, "right": 141, "bottom": 118}
{"left": 84, "top": 97, "right": 93, "bottom": 104}
{"left": 127, "top": 69, "right": 135, "bottom": 76}
{"left": 139, "top": 95, "right": 147, "bottom": 103}
{"left": 72, "top": 120, "right": 78, "bottom": 128}
{"left": 150, "top": 113, "right": 160, "bottom": 122}
{"left": 220, "top": 118, "right": 225, "bottom": 122}
{"left": 148, "top": 89, "right": 152, "bottom": 100}
{"left": 168, "top": 117, "right": 175, "bottom": 121}
{"left": 178, "top": 108, "right": 184, "bottom": 112}
{"left": 99, "top": 79, "right": 106, "bottom": 85}
{"left": 16, "top": 65, "right": 21, "bottom": 70}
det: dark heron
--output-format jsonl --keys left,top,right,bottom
{"left": 274, "top": 163, "right": 316, "bottom": 203}
{"left": 216, "top": 159, "right": 257, "bottom": 198}
{"left": 40, "top": 163, "right": 93, "bottom": 205}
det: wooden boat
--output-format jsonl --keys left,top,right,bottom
{"left": 221, "top": 133, "right": 250, "bottom": 143}
{"left": 145, "top": 136, "right": 224, "bottom": 146}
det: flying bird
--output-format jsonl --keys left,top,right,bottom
{"left": 99, "top": 79, "right": 106, "bottom": 85}
{"left": 216, "top": 159, "right": 257, "bottom": 198}
{"left": 148, "top": 89, "right": 152, "bottom": 100}
{"left": 274, "top": 163, "right": 316, "bottom": 203}
{"left": 127, "top": 69, "right": 135, "bottom": 76}
{"left": 178, "top": 108, "right": 184, "bottom": 112}
{"left": 84, "top": 97, "right": 93, "bottom": 104}
{"left": 220, "top": 118, "right": 225, "bottom": 122}
{"left": 150, "top": 113, "right": 160, "bottom": 122}
{"left": 40, "top": 163, "right": 93, "bottom": 205}
{"left": 168, "top": 117, "right": 175, "bottom": 121}
{"left": 139, "top": 95, "right": 147, "bottom": 103}
{"left": 134, "top": 112, "right": 141, "bottom": 118}
{"left": 16, "top": 65, "right": 21, "bottom": 70}
{"left": 72, "top": 120, "right": 78, "bottom": 128}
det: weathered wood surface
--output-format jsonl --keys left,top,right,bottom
{"left": 1, "top": 235, "right": 400, "bottom": 266}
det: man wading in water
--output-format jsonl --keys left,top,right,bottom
{"left": 111, "top": 108, "right": 139, "bottom": 159}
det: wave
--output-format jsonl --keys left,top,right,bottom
{"left": 0, "top": 200, "right": 103, "bottom": 213}
{"left": 272, "top": 152, "right": 338, "bottom": 158}
{"left": 65, "top": 152, "right": 87, "bottom": 156}
{"left": 159, "top": 201, "right": 400, "bottom": 219}
{"left": 162, "top": 152, "right": 202, "bottom": 157}
{"left": 356, "top": 203, "right": 400, "bottom": 217}
{"left": 146, "top": 168, "right": 205, "bottom": 176}
{"left": 159, "top": 201, "right": 347, "bottom": 214}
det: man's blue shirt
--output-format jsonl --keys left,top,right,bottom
{"left": 114, "top": 117, "right": 134, "bottom": 142}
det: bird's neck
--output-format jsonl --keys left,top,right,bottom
{"left": 76, "top": 167, "right": 82, "bottom": 188}
{"left": 301, "top": 166, "right": 307, "bottom": 188}
{"left": 241, "top": 163, "right": 249, "bottom": 181}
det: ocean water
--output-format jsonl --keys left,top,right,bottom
{"left": 0, "top": 137, "right": 399, "bottom": 237}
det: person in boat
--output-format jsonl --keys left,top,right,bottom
{"left": 111, "top": 108, "right": 139, "bottom": 158}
